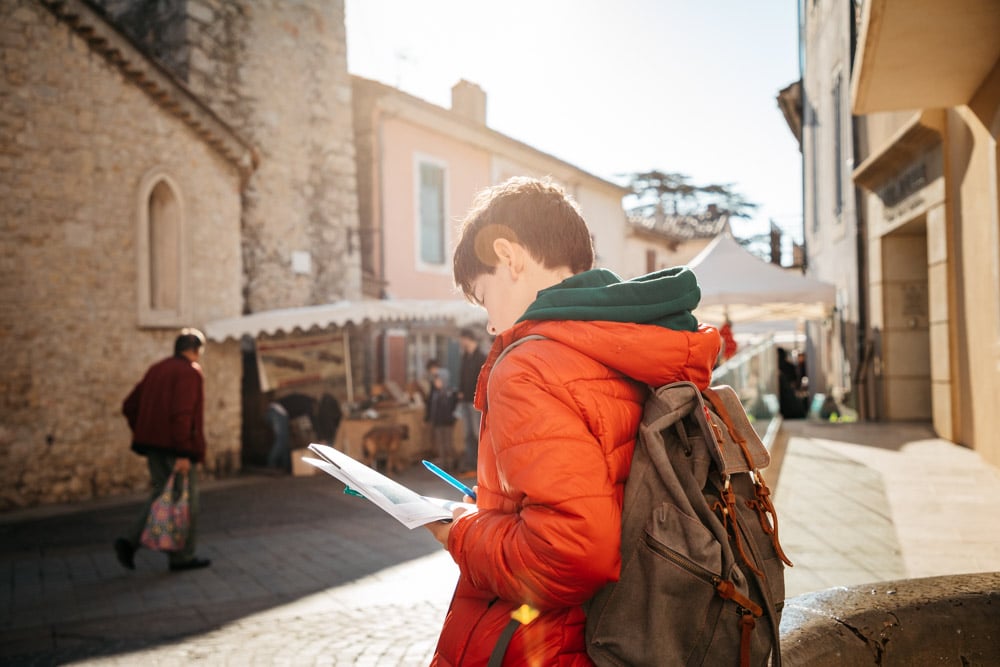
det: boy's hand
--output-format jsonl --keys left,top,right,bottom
{"left": 425, "top": 488, "right": 477, "bottom": 547}
{"left": 174, "top": 458, "right": 192, "bottom": 474}
{"left": 425, "top": 517, "right": 454, "bottom": 546}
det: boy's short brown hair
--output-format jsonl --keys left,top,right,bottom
{"left": 453, "top": 177, "right": 595, "bottom": 300}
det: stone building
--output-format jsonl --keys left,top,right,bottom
{"left": 850, "top": 0, "right": 1000, "bottom": 466}
{"left": 0, "top": 0, "right": 360, "bottom": 509}
{"left": 788, "top": 0, "right": 862, "bottom": 410}
{"left": 90, "top": 0, "right": 362, "bottom": 311}
{"left": 794, "top": 0, "right": 1000, "bottom": 468}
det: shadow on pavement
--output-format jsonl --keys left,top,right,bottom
{"left": 778, "top": 418, "right": 937, "bottom": 451}
{"left": 0, "top": 464, "right": 451, "bottom": 664}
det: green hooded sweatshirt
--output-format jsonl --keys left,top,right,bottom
{"left": 517, "top": 267, "right": 702, "bottom": 332}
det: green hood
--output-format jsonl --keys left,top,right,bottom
{"left": 518, "top": 267, "right": 701, "bottom": 332}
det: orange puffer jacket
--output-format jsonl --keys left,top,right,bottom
{"left": 432, "top": 318, "right": 720, "bottom": 666}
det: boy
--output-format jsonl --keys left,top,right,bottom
{"left": 426, "top": 177, "right": 720, "bottom": 665}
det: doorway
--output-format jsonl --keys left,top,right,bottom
{"left": 879, "top": 218, "right": 932, "bottom": 420}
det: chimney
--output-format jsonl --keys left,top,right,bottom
{"left": 451, "top": 79, "right": 487, "bottom": 125}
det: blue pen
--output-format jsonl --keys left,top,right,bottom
{"left": 422, "top": 460, "right": 477, "bottom": 501}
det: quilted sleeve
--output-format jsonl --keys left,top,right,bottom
{"left": 447, "top": 347, "right": 639, "bottom": 611}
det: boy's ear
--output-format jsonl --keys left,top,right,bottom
{"left": 492, "top": 238, "right": 525, "bottom": 278}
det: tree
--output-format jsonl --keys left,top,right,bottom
{"left": 622, "top": 170, "right": 759, "bottom": 223}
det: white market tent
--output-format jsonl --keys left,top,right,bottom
{"left": 204, "top": 298, "right": 487, "bottom": 401}
{"left": 687, "top": 233, "right": 837, "bottom": 326}
{"left": 204, "top": 298, "right": 487, "bottom": 343}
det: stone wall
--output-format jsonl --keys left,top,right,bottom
{"left": 350, "top": 78, "right": 382, "bottom": 298}
{"left": 0, "top": 1, "right": 244, "bottom": 510}
{"left": 87, "top": 0, "right": 363, "bottom": 313}
{"left": 223, "top": 0, "right": 362, "bottom": 311}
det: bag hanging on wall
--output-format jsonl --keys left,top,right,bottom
{"left": 140, "top": 471, "right": 190, "bottom": 552}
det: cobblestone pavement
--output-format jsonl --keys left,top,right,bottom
{"left": 773, "top": 420, "right": 1000, "bottom": 598}
{"left": 4, "top": 420, "right": 1000, "bottom": 665}
{"left": 1, "top": 466, "right": 460, "bottom": 666}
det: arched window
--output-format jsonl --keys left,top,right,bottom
{"left": 137, "top": 170, "right": 186, "bottom": 326}
{"left": 148, "top": 181, "right": 180, "bottom": 311}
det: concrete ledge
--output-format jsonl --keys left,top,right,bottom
{"left": 760, "top": 416, "right": 786, "bottom": 489}
{"left": 780, "top": 572, "right": 1000, "bottom": 665}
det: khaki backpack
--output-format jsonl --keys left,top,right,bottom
{"left": 585, "top": 380, "right": 792, "bottom": 667}
{"left": 487, "top": 335, "right": 792, "bottom": 667}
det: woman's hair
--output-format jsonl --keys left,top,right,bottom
{"left": 453, "top": 177, "right": 595, "bottom": 300}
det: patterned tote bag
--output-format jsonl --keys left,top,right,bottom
{"left": 140, "top": 471, "right": 190, "bottom": 551}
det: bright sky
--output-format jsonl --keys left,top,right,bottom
{"left": 344, "top": 1, "right": 802, "bottom": 243}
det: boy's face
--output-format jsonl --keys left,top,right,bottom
{"left": 471, "top": 267, "right": 531, "bottom": 336}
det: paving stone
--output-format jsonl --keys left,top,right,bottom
{"left": 3, "top": 424, "right": 1000, "bottom": 664}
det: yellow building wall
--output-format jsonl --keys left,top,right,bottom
{"left": 948, "top": 71, "right": 1000, "bottom": 466}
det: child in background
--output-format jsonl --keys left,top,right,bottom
{"left": 424, "top": 366, "right": 458, "bottom": 469}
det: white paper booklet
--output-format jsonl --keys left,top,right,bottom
{"left": 303, "top": 443, "right": 476, "bottom": 529}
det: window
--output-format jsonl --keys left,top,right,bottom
{"left": 137, "top": 169, "right": 186, "bottom": 326}
{"left": 808, "top": 105, "right": 819, "bottom": 233}
{"left": 418, "top": 161, "right": 446, "bottom": 266}
{"left": 148, "top": 181, "right": 180, "bottom": 311}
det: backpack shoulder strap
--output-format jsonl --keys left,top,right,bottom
{"left": 483, "top": 334, "right": 550, "bottom": 411}
{"left": 491, "top": 334, "right": 550, "bottom": 372}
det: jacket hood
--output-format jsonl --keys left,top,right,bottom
{"left": 519, "top": 267, "right": 701, "bottom": 332}
{"left": 481, "top": 267, "right": 721, "bottom": 392}
{"left": 489, "top": 319, "right": 720, "bottom": 391}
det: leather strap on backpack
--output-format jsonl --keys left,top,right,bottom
{"left": 703, "top": 387, "right": 793, "bottom": 568}
{"left": 715, "top": 579, "right": 762, "bottom": 667}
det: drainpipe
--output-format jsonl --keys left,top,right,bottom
{"left": 797, "top": 0, "right": 807, "bottom": 272}
{"left": 375, "top": 107, "right": 388, "bottom": 300}
{"left": 849, "top": 0, "right": 872, "bottom": 419}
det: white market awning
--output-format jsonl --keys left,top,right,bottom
{"left": 204, "top": 298, "right": 487, "bottom": 342}
{"left": 687, "top": 233, "right": 837, "bottom": 326}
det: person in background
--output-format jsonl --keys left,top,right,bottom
{"left": 795, "top": 350, "right": 808, "bottom": 391}
{"left": 267, "top": 392, "right": 317, "bottom": 472}
{"left": 265, "top": 397, "right": 291, "bottom": 473}
{"left": 455, "top": 328, "right": 487, "bottom": 477}
{"left": 315, "top": 391, "right": 343, "bottom": 445}
{"left": 115, "top": 328, "right": 212, "bottom": 572}
{"left": 777, "top": 347, "right": 806, "bottom": 419}
{"left": 720, "top": 317, "right": 738, "bottom": 361}
{"left": 425, "top": 364, "right": 458, "bottom": 469}
{"left": 424, "top": 176, "right": 719, "bottom": 665}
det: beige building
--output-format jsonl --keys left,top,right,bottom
{"left": 90, "top": 0, "right": 363, "bottom": 312}
{"left": 850, "top": 1, "right": 1000, "bottom": 466}
{"left": 787, "top": 0, "right": 1000, "bottom": 469}
{"left": 351, "top": 76, "right": 633, "bottom": 389}
{"left": 624, "top": 213, "right": 726, "bottom": 280}
{"left": 792, "top": 0, "right": 863, "bottom": 408}
{"left": 352, "top": 76, "right": 633, "bottom": 300}
{"left": 0, "top": 0, "right": 252, "bottom": 509}
{"left": 0, "top": 0, "right": 361, "bottom": 509}
{"left": 792, "top": 0, "right": 1000, "bottom": 468}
